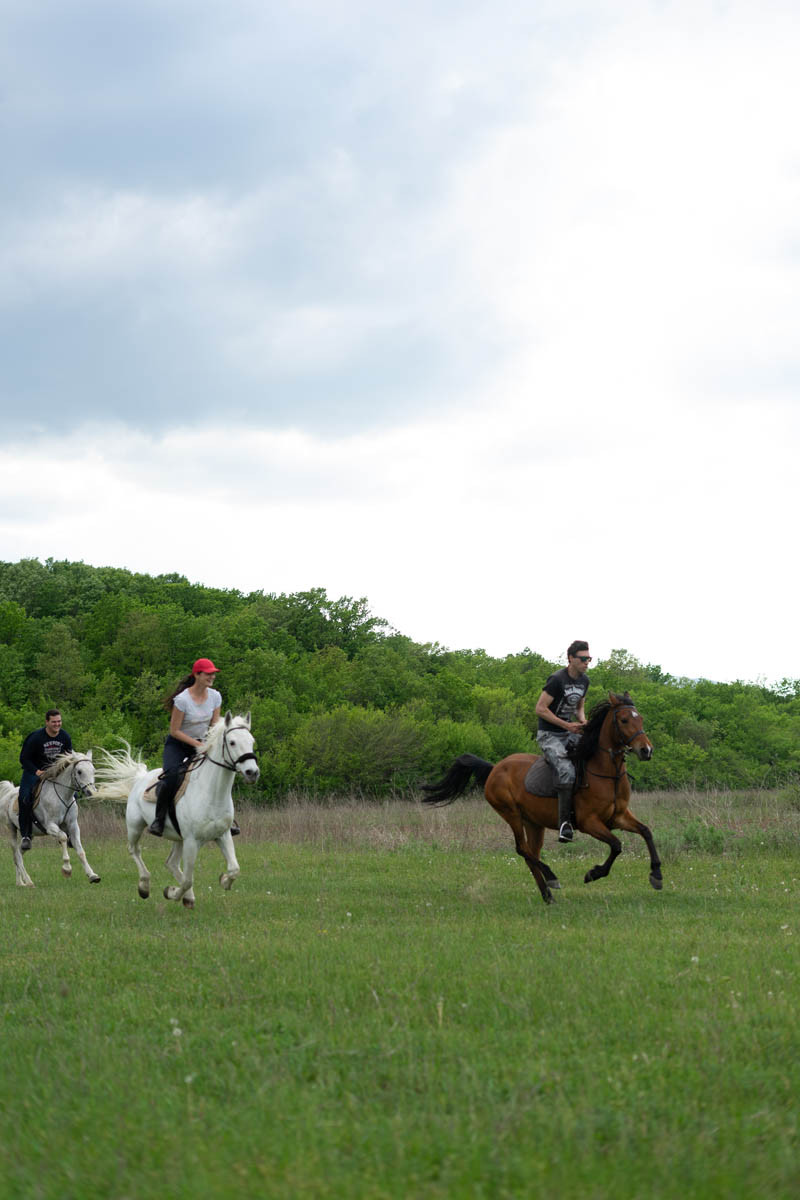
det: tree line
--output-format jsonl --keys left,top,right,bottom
{"left": 0, "top": 557, "right": 798, "bottom": 796}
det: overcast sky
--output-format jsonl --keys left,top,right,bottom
{"left": 1, "top": 0, "right": 798, "bottom": 685}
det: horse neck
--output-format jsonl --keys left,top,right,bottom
{"left": 38, "top": 771, "right": 70, "bottom": 815}
{"left": 184, "top": 755, "right": 235, "bottom": 810}
{"left": 593, "top": 712, "right": 625, "bottom": 762}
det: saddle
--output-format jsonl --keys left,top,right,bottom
{"left": 11, "top": 780, "right": 43, "bottom": 815}
{"left": 144, "top": 768, "right": 192, "bottom": 807}
{"left": 523, "top": 756, "right": 558, "bottom": 797}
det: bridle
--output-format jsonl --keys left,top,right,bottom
{"left": 203, "top": 722, "right": 258, "bottom": 773}
{"left": 610, "top": 704, "right": 651, "bottom": 751}
{"left": 583, "top": 705, "right": 651, "bottom": 799}
{"left": 39, "top": 757, "right": 95, "bottom": 817}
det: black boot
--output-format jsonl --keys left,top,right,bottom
{"left": 19, "top": 795, "right": 34, "bottom": 851}
{"left": 557, "top": 788, "right": 575, "bottom": 843}
{"left": 230, "top": 819, "right": 241, "bottom": 836}
{"left": 148, "top": 782, "right": 172, "bottom": 837}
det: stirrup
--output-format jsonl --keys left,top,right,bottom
{"left": 20, "top": 836, "right": 32, "bottom": 852}
{"left": 148, "top": 819, "right": 165, "bottom": 837}
{"left": 558, "top": 821, "right": 574, "bottom": 843}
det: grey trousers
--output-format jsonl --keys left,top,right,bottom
{"left": 537, "top": 731, "right": 580, "bottom": 790}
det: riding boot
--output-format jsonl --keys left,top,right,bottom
{"left": 19, "top": 793, "right": 34, "bottom": 851}
{"left": 557, "top": 788, "right": 575, "bottom": 843}
{"left": 230, "top": 819, "right": 241, "bottom": 836}
{"left": 148, "top": 779, "right": 174, "bottom": 837}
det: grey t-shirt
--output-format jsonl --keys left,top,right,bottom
{"left": 173, "top": 687, "right": 222, "bottom": 740}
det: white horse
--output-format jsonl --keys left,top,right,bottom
{"left": 94, "top": 712, "right": 258, "bottom": 909}
{"left": 1, "top": 752, "right": 101, "bottom": 887}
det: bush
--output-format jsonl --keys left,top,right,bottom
{"left": 681, "top": 820, "right": 726, "bottom": 854}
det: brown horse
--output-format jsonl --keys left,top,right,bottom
{"left": 421, "top": 692, "right": 662, "bottom": 905}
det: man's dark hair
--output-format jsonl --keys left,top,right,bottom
{"left": 567, "top": 640, "right": 589, "bottom": 659}
{"left": 45, "top": 708, "right": 61, "bottom": 720}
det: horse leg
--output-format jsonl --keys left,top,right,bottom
{"left": 581, "top": 815, "right": 623, "bottom": 885}
{"left": 614, "top": 808, "right": 663, "bottom": 891}
{"left": 43, "top": 821, "right": 72, "bottom": 877}
{"left": 9, "top": 825, "right": 34, "bottom": 887}
{"left": 64, "top": 815, "right": 100, "bottom": 883}
{"left": 163, "top": 843, "right": 195, "bottom": 907}
{"left": 128, "top": 821, "right": 151, "bottom": 899}
{"left": 216, "top": 830, "right": 240, "bottom": 891}
{"left": 521, "top": 816, "right": 560, "bottom": 889}
{"left": 491, "top": 804, "right": 553, "bottom": 904}
{"left": 164, "top": 837, "right": 198, "bottom": 909}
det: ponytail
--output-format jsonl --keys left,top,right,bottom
{"left": 163, "top": 674, "right": 195, "bottom": 711}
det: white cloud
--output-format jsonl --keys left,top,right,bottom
{"left": 1, "top": 0, "right": 799, "bottom": 685}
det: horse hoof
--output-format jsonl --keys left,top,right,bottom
{"left": 584, "top": 871, "right": 594, "bottom": 884}
{"left": 219, "top": 872, "right": 235, "bottom": 890}
{"left": 163, "top": 885, "right": 172, "bottom": 900}
{"left": 549, "top": 879, "right": 561, "bottom": 890}
{"left": 89, "top": 875, "right": 101, "bottom": 884}
{"left": 62, "top": 867, "right": 72, "bottom": 877}
{"left": 182, "top": 896, "right": 195, "bottom": 909}
{"left": 138, "top": 885, "right": 150, "bottom": 899}
{"left": 544, "top": 890, "right": 555, "bottom": 904}
{"left": 649, "top": 874, "right": 663, "bottom": 891}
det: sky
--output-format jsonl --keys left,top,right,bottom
{"left": 1, "top": 0, "right": 798, "bottom": 686}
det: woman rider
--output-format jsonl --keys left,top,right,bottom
{"left": 148, "top": 658, "right": 240, "bottom": 837}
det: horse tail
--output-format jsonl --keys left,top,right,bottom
{"left": 93, "top": 742, "right": 150, "bottom": 804}
{"left": 421, "top": 753, "right": 495, "bottom": 806}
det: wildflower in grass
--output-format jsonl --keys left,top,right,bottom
{"left": 173, "top": 1026, "right": 183, "bottom": 1038}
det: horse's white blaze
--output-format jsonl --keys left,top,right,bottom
{"left": 94, "top": 712, "right": 258, "bottom": 909}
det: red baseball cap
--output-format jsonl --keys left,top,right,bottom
{"left": 192, "top": 658, "right": 218, "bottom": 675}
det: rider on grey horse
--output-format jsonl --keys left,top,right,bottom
{"left": 18, "top": 709, "right": 73, "bottom": 851}
{"left": 534, "top": 640, "right": 591, "bottom": 843}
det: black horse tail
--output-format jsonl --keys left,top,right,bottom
{"left": 420, "top": 753, "right": 495, "bottom": 806}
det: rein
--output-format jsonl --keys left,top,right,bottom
{"left": 40, "top": 758, "right": 94, "bottom": 816}
{"left": 583, "top": 706, "right": 650, "bottom": 799}
{"left": 199, "top": 723, "right": 257, "bottom": 774}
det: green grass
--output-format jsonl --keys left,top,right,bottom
{"left": 1, "top": 790, "right": 799, "bottom": 1199}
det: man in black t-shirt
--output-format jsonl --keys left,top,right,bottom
{"left": 535, "top": 640, "right": 591, "bottom": 843}
{"left": 18, "top": 709, "right": 73, "bottom": 851}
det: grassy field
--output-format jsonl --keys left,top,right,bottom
{"left": 1, "top": 788, "right": 799, "bottom": 1199}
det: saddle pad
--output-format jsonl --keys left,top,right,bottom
{"left": 524, "top": 756, "right": 557, "bottom": 797}
{"left": 10, "top": 787, "right": 42, "bottom": 815}
{"left": 144, "top": 771, "right": 192, "bottom": 806}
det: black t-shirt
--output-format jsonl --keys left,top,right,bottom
{"left": 19, "top": 727, "right": 73, "bottom": 774}
{"left": 537, "top": 668, "right": 590, "bottom": 734}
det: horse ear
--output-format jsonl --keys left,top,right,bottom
{"left": 244, "top": 711, "right": 251, "bottom": 728}
{"left": 224, "top": 710, "right": 233, "bottom": 727}
{"left": 622, "top": 691, "right": 633, "bottom": 704}
{"left": 608, "top": 691, "right": 620, "bottom": 705}
{"left": 86, "top": 748, "right": 93, "bottom": 760}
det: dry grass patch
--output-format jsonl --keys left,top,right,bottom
{"left": 75, "top": 785, "right": 800, "bottom": 859}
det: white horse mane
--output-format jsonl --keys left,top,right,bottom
{"left": 39, "top": 751, "right": 91, "bottom": 782}
{"left": 201, "top": 715, "right": 250, "bottom": 753}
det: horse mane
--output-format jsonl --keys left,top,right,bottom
{"left": 572, "top": 701, "right": 613, "bottom": 769}
{"left": 200, "top": 716, "right": 249, "bottom": 753}
{"left": 39, "top": 751, "right": 90, "bottom": 782}
{"left": 572, "top": 692, "right": 634, "bottom": 778}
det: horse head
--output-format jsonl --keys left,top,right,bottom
{"left": 72, "top": 751, "right": 97, "bottom": 797}
{"left": 221, "top": 711, "right": 260, "bottom": 784}
{"left": 608, "top": 692, "right": 653, "bottom": 760}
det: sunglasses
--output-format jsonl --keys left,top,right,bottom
{"left": 575, "top": 655, "right": 592, "bottom": 663}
